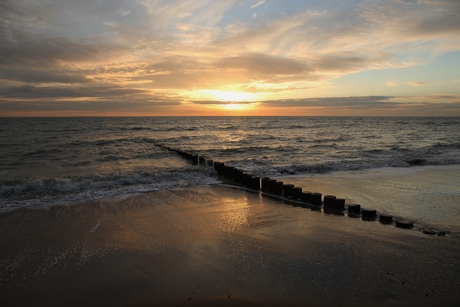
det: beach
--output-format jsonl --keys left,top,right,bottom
{"left": 2, "top": 0, "right": 460, "bottom": 303}
{"left": 1, "top": 167, "right": 460, "bottom": 306}
{"left": 1, "top": 117, "right": 460, "bottom": 306}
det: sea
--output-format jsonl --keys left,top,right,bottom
{"left": 1, "top": 117, "right": 459, "bottom": 217}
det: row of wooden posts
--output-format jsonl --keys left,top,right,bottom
{"left": 156, "top": 145, "right": 419, "bottom": 230}
{"left": 212, "top": 161, "right": 397, "bottom": 219}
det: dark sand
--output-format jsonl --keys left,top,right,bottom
{"left": 1, "top": 184, "right": 459, "bottom": 306}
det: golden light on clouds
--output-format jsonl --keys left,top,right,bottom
{"left": 220, "top": 102, "right": 259, "bottom": 111}
{"left": 210, "top": 90, "right": 257, "bottom": 102}
{"left": 0, "top": 0, "right": 459, "bottom": 116}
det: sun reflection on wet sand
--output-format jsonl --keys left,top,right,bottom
{"left": 2, "top": 185, "right": 460, "bottom": 306}
{"left": 215, "top": 196, "right": 251, "bottom": 232}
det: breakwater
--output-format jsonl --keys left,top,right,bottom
{"left": 157, "top": 144, "right": 449, "bottom": 237}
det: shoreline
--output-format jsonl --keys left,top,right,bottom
{"left": 275, "top": 164, "right": 460, "bottom": 233}
{"left": 1, "top": 184, "right": 459, "bottom": 306}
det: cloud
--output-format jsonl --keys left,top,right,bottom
{"left": 411, "top": 0, "right": 460, "bottom": 36}
{"left": 314, "top": 52, "right": 395, "bottom": 73}
{"left": 386, "top": 81, "right": 400, "bottom": 87}
{"left": 385, "top": 81, "right": 427, "bottom": 87}
{"left": 215, "top": 11, "right": 310, "bottom": 53}
{"left": 250, "top": 1, "right": 265, "bottom": 9}
{"left": 216, "top": 53, "right": 308, "bottom": 75}
{"left": 259, "top": 96, "right": 395, "bottom": 108}
{"left": 0, "top": 0, "right": 459, "bottom": 116}
{"left": 0, "top": 85, "right": 148, "bottom": 99}
{"left": 189, "top": 96, "right": 395, "bottom": 108}
{"left": 188, "top": 95, "right": 460, "bottom": 114}
{"left": 424, "top": 94, "right": 458, "bottom": 100}
{"left": 0, "top": 99, "right": 181, "bottom": 114}
{"left": 125, "top": 53, "right": 311, "bottom": 90}
{"left": 191, "top": 100, "right": 255, "bottom": 105}
{"left": 0, "top": 69, "right": 91, "bottom": 84}
{"left": 407, "top": 81, "right": 426, "bottom": 87}
{"left": 0, "top": 34, "right": 123, "bottom": 66}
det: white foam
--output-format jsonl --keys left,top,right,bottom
{"left": 0, "top": 167, "right": 221, "bottom": 210}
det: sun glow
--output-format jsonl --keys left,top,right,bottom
{"left": 185, "top": 89, "right": 261, "bottom": 112}
{"left": 221, "top": 102, "right": 252, "bottom": 110}
{"left": 211, "top": 90, "right": 259, "bottom": 111}
{"left": 210, "top": 90, "right": 256, "bottom": 102}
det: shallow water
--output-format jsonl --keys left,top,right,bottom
{"left": 276, "top": 165, "right": 460, "bottom": 232}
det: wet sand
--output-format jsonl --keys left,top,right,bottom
{"left": 1, "top": 183, "right": 460, "bottom": 306}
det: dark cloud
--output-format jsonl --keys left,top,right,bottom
{"left": 145, "top": 56, "right": 209, "bottom": 73}
{"left": 0, "top": 0, "right": 129, "bottom": 67}
{"left": 313, "top": 53, "right": 393, "bottom": 72}
{"left": 260, "top": 96, "right": 394, "bottom": 108}
{"left": 216, "top": 53, "right": 308, "bottom": 75}
{"left": 425, "top": 94, "right": 458, "bottom": 99}
{"left": 189, "top": 95, "right": 460, "bottom": 114}
{"left": 416, "top": 15, "right": 460, "bottom": 36}
{"left": 0, "top": 85, "right": 148, "bottom": 99}
{"left": 314, "top": 55, "right": 366, "bottom": 71}
{"left": 414, "top": 0, "right": 460, "bottom": 34}
{"left": 0, "top": 31, "right": 124, "bottom": 66}
{"left": 0, "top": 68, "right": 91, "bottom": 84}
{"left": 191, "top": 100, "right": 255, "bottom": 105}
{"left": 0, "top": 99, "right": 181, "bottom": 113}
{"left": 189, "top": 96, "right": 396, "bottom": 108}
{"left": 258, "top": 95, "right": 460, "bottom": 112}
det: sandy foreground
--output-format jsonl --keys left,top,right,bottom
{"left": 1, "top": 172, "right": 460, "bottom": 306}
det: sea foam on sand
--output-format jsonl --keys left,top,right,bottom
{"left": 1, "top": 174, "right": 459, "bottom": 306}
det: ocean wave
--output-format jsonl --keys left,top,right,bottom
{"left": 96, "top": 155, "right": 129, "bottom": 162}
{"left": 0, "top": 168, "right": 219, "bottom": 209}
{"left": 390, "top": 146, "right": 410, "bottom": 152}
{"left": 216, "top": 125, "right": 237, "bottom": 130}
{"left": 304, "top": 136, "right": 351, "bottom": 143}
{"left": 429, "top": 142, "right": 460, "bottom": 150}
{"left": 226, "top": 152, "right": 460, "bottom": 178}
{"left": 22, "top": 149, "right": 64, "bottom": 157}
{"left": 94, "top": 139, "right": 119, "bottom": 146}
{"left": 363, "top": 148, "right": 384, "bottom": 154}
{"left": 120, "top": 126, "right": 152, "bottom": 131}
{"left": 2, "top": 116, "right": 459, "bottom": 210}
{"left": 286, "top": 125, "right": 307, "bottom": 129}
{"left": 43, "top": 128, "right": 85, "bottom": 132}
{"left": 68, "top": 137, "right": 159, "bottom": 147}
{"left": 309, "top": 143, "right": 339, "bottom": 149}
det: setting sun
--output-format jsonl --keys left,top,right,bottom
{"left": 1, "top": 0, "right": 459, "bottom": 117}
{"left": 220, "top": 102, "right": 256, "bottom": 111}
{"left": 187, "top": 89, "right": 261, "bottom": 112}
{"left": 210, "top": 90, "right": 256, "bottom": 102}
{"left": 211, "top": 91, "right": 259, "bottom": 111}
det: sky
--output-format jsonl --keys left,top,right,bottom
{"left": 1, "top": 0, "right": 460, "bottom": 116}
